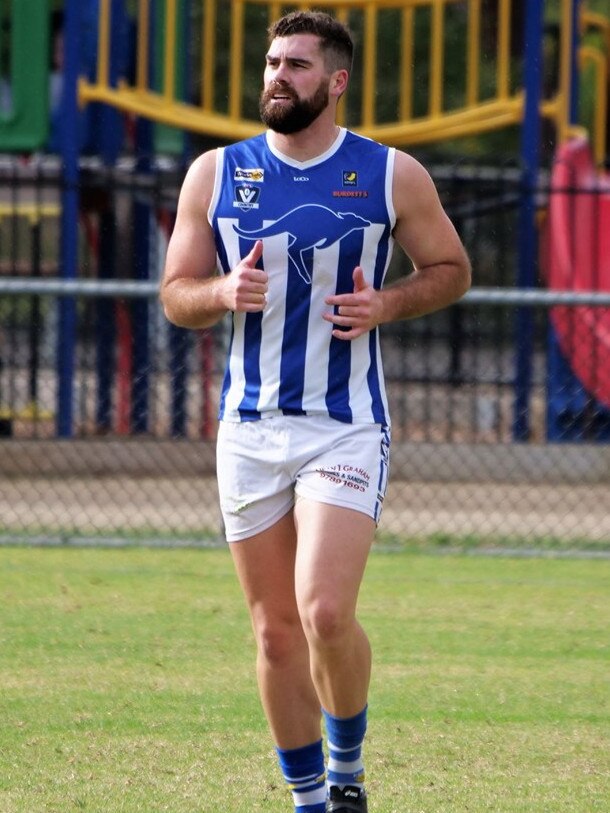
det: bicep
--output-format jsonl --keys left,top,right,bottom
{"left": 392, "top": 153, "right": 467, "bottom": 271}
{"left": 162, "top": 152, "right": 219, "bottom": 286}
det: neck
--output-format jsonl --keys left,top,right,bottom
{"left": 267, "top": 119, "right": 341, "bottom": 163}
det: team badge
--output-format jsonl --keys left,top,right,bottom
{"left": 233, "top": 184, "right": 260, "bottom": 210}
{"left": 342, "top": 170, "right": 358, "bottom": 186}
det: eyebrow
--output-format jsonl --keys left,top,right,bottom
{"left": 265, "top": 53, "right": 314, "bottom": 67}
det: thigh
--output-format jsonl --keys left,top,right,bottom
{"left": 293, "top": 498, "right": 375, "bottom": 616}
{"left": 229, "top": 509, "right": 300, "bottom": 623}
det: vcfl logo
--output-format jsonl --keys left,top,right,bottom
{"left": 233, "top": 185, "right": 260, "bottom": 210}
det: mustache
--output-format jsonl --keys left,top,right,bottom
{"left": 261, "top": 81, "right": 298, "bottom": 104}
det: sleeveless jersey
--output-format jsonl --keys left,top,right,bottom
{"left": 209, "top": 128, "right": 396, "bottom": 425}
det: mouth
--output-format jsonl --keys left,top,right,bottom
{"left": 266, "top": 84, "right": 296, "bottom": 103}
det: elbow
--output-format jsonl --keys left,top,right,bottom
{"left": 159, "top": 284, "right": 186, "bottom": 328}
{"left": 162, "top": 302, "right": 180, "bottom": 327}
{"left": 462, "top": 262, "right": 473, "bottom": 296}
{"left": 456, "top": 255, "right": 472, "bottom": 299}
{"left": 159, "top": 286, "right": 176, "bottom": 325}
{"left": 161, "top": 300, "right": 194, "bottom": 330}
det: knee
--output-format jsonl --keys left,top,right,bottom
{"left": 301, "top": 598, "right": 351, "bottom": 648}
{"left": 255, "top": 618, "right": 305, "bottom": 668}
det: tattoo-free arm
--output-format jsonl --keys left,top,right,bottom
{"left": 160, "top": 150, "right": 268, "bottom": 330}
{"left": 324, "top": 150, "right": 471, "bottom": 340}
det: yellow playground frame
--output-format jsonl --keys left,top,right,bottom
{"left": 78, "top": 0, "right": 609, "bottom": 160}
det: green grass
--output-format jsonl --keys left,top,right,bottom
{"left": 1, "top": 547, "right": 608, "bottom": 812}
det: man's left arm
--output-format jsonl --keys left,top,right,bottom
{"left": 324, "top": 150, "right": 471, "bottom": 340}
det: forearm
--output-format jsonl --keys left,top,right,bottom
{"left": 161, "top": 275, "right": 229, "bottom": 330}
{"left": 161, "top": 240, "right": 268, "bottom": 329}
{"left": 379, "top": 260, "right": 471, "bottom": 324}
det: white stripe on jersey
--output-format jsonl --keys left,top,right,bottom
{"left": 256, "top": 230, "right": 289, "bottom": 411}
{"left": 300, "top": 240, "right": 340, "bottom": 414}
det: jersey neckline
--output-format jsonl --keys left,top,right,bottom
{"left": 264, "top": 127, "right": 348, "bottom": 170}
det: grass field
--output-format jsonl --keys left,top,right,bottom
{"left": 1, "top": 545, "right": 608, "bottom": 813}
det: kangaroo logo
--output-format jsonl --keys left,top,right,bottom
{"left": 233, "top": 204, "right": 371, "bottom": 284}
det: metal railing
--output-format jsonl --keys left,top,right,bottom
{"left": 4, "top": 278, "right": 610, "bottom": 305}
{"left": 2, "top": 280, "right": 610, "bottom": 439}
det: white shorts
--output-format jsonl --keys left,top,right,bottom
{"left": 216, "top": 415, "right": 391, "bottom": 542}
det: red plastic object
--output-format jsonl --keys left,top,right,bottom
{"left": 544, "top": 137, "right": 610, "bottom": 408}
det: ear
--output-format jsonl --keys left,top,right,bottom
{"left": 330, "top": 69, "right": 349, "bottom": 98}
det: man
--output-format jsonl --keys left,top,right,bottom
{"left": 161, "top": 11, "right": 470, "bottom": 813}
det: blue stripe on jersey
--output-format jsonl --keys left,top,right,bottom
{"left": 217, "top": 323, "right": 234, "bottom": 419}
{"left": 278, "top": 251, "right": 312, "bottom": 415}
{"left": 326, "top": 231, "right": 366, "bottom": 422}
{"left": 238, "top": 311, "right": 263, "bottom": 420}
{"left": 367, "top": 231, "right": 393, "bottom": 425}
{"left": 367, "top": 329, "right": 384, "bottom": 424}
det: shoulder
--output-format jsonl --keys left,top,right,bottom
{"left": 180, "top": 149, "right": 219, "bottom": 196}
{"left": 175, "top": 149, "right": 220, "bottom": 219}
{"left": 392, "top": 150, "right": 435, "bottom": 187}
{"left": 183, "top": 148, "right": 219, "bottom": 186}
{"left": 391, "top": 150, "right": 442, "bottom": 218}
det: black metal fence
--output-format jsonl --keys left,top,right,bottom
{"left": 1, "top": 155, "right": 609, "bottom": 546}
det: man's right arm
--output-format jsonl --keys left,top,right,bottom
{"left": 160, "top": 150, "right": 268, "bottom": 330}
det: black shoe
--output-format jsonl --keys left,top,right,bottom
{"left": 326, "top": 785, "right": 368, "bottom": 813}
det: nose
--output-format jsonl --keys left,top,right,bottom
{"left": 270, "top": 60, "right": 290, "bottom": 84}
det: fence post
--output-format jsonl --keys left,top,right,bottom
{"left": 569, "top": 0, "right": 581, "bottom": 125}
{"left": 513, "top": 0, "right": 545, "bottom": 441}
{"left": 57, "top": 0, "right": 82, "bottom": 437}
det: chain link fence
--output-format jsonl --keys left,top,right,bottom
{"left": 1, "top": 156, "right": 609, "bottom": 549}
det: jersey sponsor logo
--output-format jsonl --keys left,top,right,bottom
{"left": 333, "top": 190, "right": 369, "bottom": 198}
{"left": 234, "top": 167, "right": 265, "bottom": 182}
{"left": 233, "top": 184, "right": 261, "bottom": 210}
{"left": 232, "top": 203, "right": 372, "bottom": 284}
{"left": 293, "top": 175, "right": 309, "bottom": 182}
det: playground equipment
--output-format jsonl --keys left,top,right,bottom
{"left": 1, "top": 0, "right": 609, "bottom": 440}
{"left": 0, "top": 0, "right": 49, "bottom": 151}
{"left": 546, "top": 138, "right": 610, "bottom": 410}
{"left": 542, "top": 8, "right": 610, "bottom": 441}
{"left": 544, "top": 136, "right": 610, "bottom": 440}
{"left": 78, "top": 0, "right": 596, "bottom": 152}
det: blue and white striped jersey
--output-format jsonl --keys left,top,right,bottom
{"left": 209, "top": 127, "right": 396, "bottom": 425}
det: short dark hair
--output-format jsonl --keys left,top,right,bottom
{"left": 268, "top": 11, "right": 354, "bottom": 74}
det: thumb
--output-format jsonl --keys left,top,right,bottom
{"left": 245, "top": 239, "right": 264, "bottom": 267}
{"left": 353, "top": 266, "right": 367, "bottom": 292}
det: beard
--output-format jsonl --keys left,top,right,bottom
{"left": 259, "top": 78, "right": 330, "bottom": 134}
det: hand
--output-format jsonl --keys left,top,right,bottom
{"left": 323, "top": 267, "right": 384, "bottom": 340}
{"left": 223, "top": 241, "right": 268, "bottom": 313}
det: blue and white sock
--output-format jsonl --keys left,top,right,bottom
{"left": 276, "top": 739, "right": 327, "bottom": 813}
{"left": 323, "top": 706, "right": 367, "bottom": 790}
